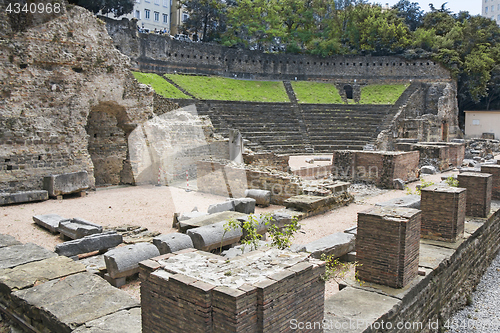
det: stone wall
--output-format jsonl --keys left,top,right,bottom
{"left": 139, "top": 249, "right": 325, "bottom": 333}
{"left": 101, "top": 17, "right": 452, "bottom": 84}
{"left": 331, "top": 150, "right": 420, "bottom": 188}
{"left": 243, "top": 152, "right": 290, "bottom": 172}
{"left": 0, "top": 5, "right": 157, "bottom": 192}
{"left": 396, "top": 142, "right": 465, "bottom": 170}
{"left": 197, "top": 160, "right": 302, "bottom": 205}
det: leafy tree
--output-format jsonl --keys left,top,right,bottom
{"left": 392, "top": 0, "right": 423, "bottom": 31}
{"left": 68, "top": 0, "right": 134, "bottom": 17}
{"left": 181, "top": 0, "right": 229, "bottom": 42}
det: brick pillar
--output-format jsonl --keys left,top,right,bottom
{"left": 458, "top": 172, "right": 492, "bottom": 218}
{"left": 356, "top": 206, "right": 421, "bottom": 288}
{"left": 420, "top": 185, "right": 466, "bottom": 242}
{"left": 481, "top": 165, "right": 500, "bottom": 200}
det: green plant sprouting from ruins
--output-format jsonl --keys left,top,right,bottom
{"left": 445, "top": 176, "right": 459, "bottom": 187}
{"left": 406, "top": 178, "right": 435, "bottom": 195}
{"left": 320, "top": 254, "right": 362, "bottom": 285}
{"left": 222, "top": 213, "right": 300, "bottom": 253}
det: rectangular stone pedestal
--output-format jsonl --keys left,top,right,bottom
{"left": 481, "top": 165, "right": 500, "bottom": 200}
{"left": 356, "top": 206, "right": 421, "bottom": 288}
{"left": 458, "top": 172, "right": 492, "bottom": 218}
{"left": 421, "top": 185, "right": 466, "bottom": 242}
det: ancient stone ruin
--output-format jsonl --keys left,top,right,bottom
{"left": 1, "top": 3, "right": 500, "bottom": 333}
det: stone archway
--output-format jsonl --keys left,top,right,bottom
{"left": 344, "top": 85, "right": 353, "bottom": 99}
{"left": 85, "top": 101, "right": 135, "bottom": 186}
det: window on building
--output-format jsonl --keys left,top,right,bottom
{"left": 135, "top": 10, "right": 140, "bottom": 19}
{"left": 135, "top": 0, "right": 140, "bottom": 3}
{"left": 472, "top": 119, "right": 480, "bottom": 126}
{"left": 182, "top": 13, "right": 189, "bottom": 22}
{"left": 498, "top": 14, "right": 500, "bottom": 20}
{"left": 154, "top": 11, "right": 159, "bottom": 21}
{"left": 154, "top": 0, "right": 160, "bottom": 5}
{"left": 163, "top": 13, "right": 168, "bottom": 24}
{"left": 145, "top": 0, "right": 150, "bottom": 2}
{"left": 492, "top": 5, "right": 494, "bottom": 11}
{"left": 486, "top": 6, "right": 489, "bottom": 13}
{"left": 145, "top": 9, "right": 150, "bottom": 19}
{"left": 163, "top": 0, "right": 169, "bottom": 7}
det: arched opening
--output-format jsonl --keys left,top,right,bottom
{"left": 344, "top": 85, "right": 353, "bottom": 99}
{"left": 85, "top": 101, "right": 135, "bottom": 187}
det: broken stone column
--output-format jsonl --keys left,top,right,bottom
{"left": 298, "top": 232, "right": 355, "bottom": 259}
{"left": 104, "top": 242, "right": 160, "bottom": 286}
{"left": 153, "top": 233, "right": 194, "bottom": 254}
{"left": 244, "top": 189, "right": 271, "bottom": 207}
{"left": 187, "top": 221, "right": 242, "bottom": 251}
{"left": 0, "top": 190, "right": 48, "bottom": 206}
{"left": 229, "top": 129, "right": 243, "bottom": 164}
{"left": 420, "top": 185, "right": 466, "bottom": 242}
{"left": 58, "top": 218, "right": 103, "bottom": 240}
{"left": 233, "top": 198, "right": 256, "bottom": 214}
{"left": 55, "top": 231, "right": 123, "bottom": 257}
{"left": 481, "top": 165, "right": 500, "bottom": 200}
{"left": 207, "top": 201, "right": 235, "bottom": 214}
{"left": 356, "top": 206, "right": 421, "bottom": 288}
{"left": 458, "top": 172, "right": 492, "bottom": 218}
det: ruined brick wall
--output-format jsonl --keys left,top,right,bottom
{"left": 243, "top": 152, "right": 290, "bottom": 172}
{"left": 197, "top": 160, "right": 302, "bottom": 204}
{"left": 0, "top": 4, "right": 155, "bottom": 192}
{"left": 481, "top": 165, "right": 500, "bottom": 200}
{"left": 140, "top": 249, "right": 325, "bottom": 333}
{"left": 458, "top": 172, "right": 492, "bottom": 218}
{"left": 331, "top": 150, "right": 419, "bottom": 188}
{"left": 101, "top": 17, "right": 452, "bottom": 83}
{"left": 396, "top": 142, "right": 465, "bottom": 170}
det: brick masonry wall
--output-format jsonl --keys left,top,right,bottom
{"left": 332, "top": 150, "right": 419, "bottom": 188}
{"left": 367, "top": 208, "right": 500, "bottom": 333}
{"left": 458, "top": 172, "right": 492, "bottom": 218}
{"left": 139, "top": 250, "right": 325, "bottom": 333}
{"left": 197, "top": 160, "right": 302, "bottom": 205}
{"left": 481, "top": 165, "right": 500, "bottom": 200}
{"left": 420, "top": 185, "right": 466, "bottom": 242}
{"left": 243, "top": 152, "right": 290, "bottom": 172}
{"left": 356, "top": 207, "right": 421, "bottom": 288}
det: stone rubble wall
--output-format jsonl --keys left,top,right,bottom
{"left": 243, "top": 152, "right": 290, "bottom": 172}
{"left": 196, "top": 159, "right": 303, "bottom": 205}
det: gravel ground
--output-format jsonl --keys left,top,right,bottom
{"left": 448, "top": 249, "right": 500, "bottom": 333}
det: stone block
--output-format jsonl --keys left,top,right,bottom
{"left": 298, "top": 232, "right": 355, "bottom": 259}
{"left": 233, "top": 198, "right": 256, "bottom": 214}
{"left": 393, "top": 178, "right": 405, "bottom": 190}
{"left": 207, "top": 201, "right": 236, "bottom": 214}
{"left": 11, "top": 272, "right": 139, "bottom": 333}
{"left": 458, "top": 172, "right": 492, "bottom": 218}
{"left": 187, "top": 221, "right": 242, "bottom": 251}
{"left": 72, "top": 308, "right": 142, "bottom": 333}
{"left": 245, "top": 189, "right": 271, "bottom": 207}
{"left": 178, "top": 211, "right": 209, "bottom": 221}
{"left": 58, "top": 218, "right": 103, "bottom": 240}
{"left": 0, "top": 190, "right": 48, "bottom": 206}
{"left": 0, "top": 234, "right": 22, "bottom": 248}
{"left": 271, "top": 212, "right": 292, "bottom": 229}
{"left": 0, "top": 243, "right": 57, "bottom": 270}
{"left": 55, "top": 231, "right": 123, "bottom": 257}
{"left": 0, "top": 256, "right": 85, "bottom": 294}
{"left": 33, "top": 213, "right": 67, "bottom": 233}
{"left": 481, "top": 165, "right": 500, "bottom": 200}
{"left": 104, "top": 242, "right": 160, "bottom": 279}
{"left": 153, "top": 233, "right": 194, "bottom": 254}
{"left": 178, "top": 211, "right": 247, "bottom": 233}
{"left": 421, "top": 165, "right": 437, "bottom": 174}
{"left": 356, "top": 206, "right": 421, "bottom": 288}
{"left": 420, "top": 185, "right": 466, "bottom": 242}
{"left": 43, "top": 171, "right": 89, "bottom": 197}
{"left": 375, "top": 195, "right": 421, "bottom": 209}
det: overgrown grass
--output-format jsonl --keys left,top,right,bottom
{"left": 165, "top": 74, "right": 289, "bottom": 102}
{"left": 291, "top": 81, "right": 343, "bottom": 104}
{"left": 359, "top": 83, "right": 410, "bottom": 104}
{"left": 132, "top": 72, "right": 190, "bottom": 99}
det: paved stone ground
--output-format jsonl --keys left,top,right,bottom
{"left": 448, "top": 248, "right": 500, "bottom": 332}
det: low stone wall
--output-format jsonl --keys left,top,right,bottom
{"left": 331, "top": 150, "right": 420, "bottom": 188}
{"left": 292, "top": 164, "right": 332, "bottom": 180}
{"left": 396, "top": 142, "right": 465, "bottom": 170}
{"left": 196, "top": 160, "right": 302, "bottom": 205}
{"left": 139, "top": 249, "right": 325, "bottom": 333}
{"left": 243, "top": 152, "right": 290, "bottom": 172}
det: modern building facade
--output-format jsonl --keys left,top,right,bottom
{"left": 482, "top": 0, "right": 500, "bottom": 25}
{"left": 464, "top": 110, "right": 500, "bottom": 139}
{"left": 117, "top": 0, "right": 172, "bottom": 33}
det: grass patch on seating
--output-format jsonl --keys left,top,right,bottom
{"left": 291, "top": 81, "right": 343, "bottom": 104}
{"left": 164, "top": 74, "right": 289, "bottom": 102}
{"left": 132, "top": 72, "right": 190, "bottom": 99}
{"left": 359, "top": 83, "right": 410, "bottom": 104}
